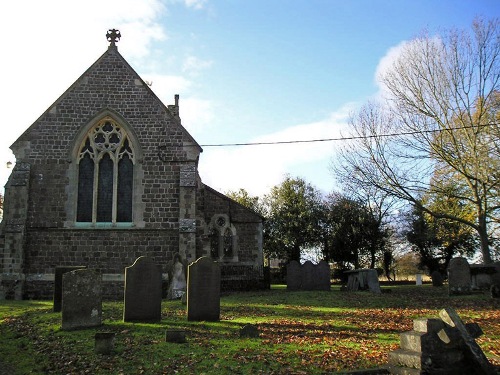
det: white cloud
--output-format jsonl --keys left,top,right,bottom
{"left": 183, "top": 0, "right": 208, "bottom": 10}
{"left": 199, "top": 105, "right": 353, "bottom": 197}
{"left": 182, "top": 56, "right": 214, "bottom": 75}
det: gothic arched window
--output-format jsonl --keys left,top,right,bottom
{"left": 76, "top": 117, "right": 135, "bottom": 223}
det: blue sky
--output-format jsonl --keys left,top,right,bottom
{"left": 1, "top": 0, "right": 499, "bottom": 197}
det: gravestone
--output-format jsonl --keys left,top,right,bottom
{"left": 123, "top": 256, "right": 162, "bottom": 322}
{"left": 388, "top": 308, "right": 495, "bottom": 374}
{"left": 415, "top": 274, "right": 422, "bottom": 286}
{"left": 365, "top": 269, "right": 382, "bottom": 294}
{"left": 61, "top": 269, "right": 102, "bottom": 330}
{"left": 286, "top": 260, "right": 301, "bottom": 291}
{"left": 448, "top": 257, "right": 472, "bottom": 295}
{"left": 53, "top": 266, "right": 86, "bottom": 312}
{"left": 187, "top": 257, "right": 220, "bottom": 321}
{"left": 315, "top": 261, "right": 331, "bottom": 291}
{"left": 301, "top": 261, "right": 316, "bottom": 290}
{"left": 286, "top": 260, "right": 330, "bottom": 291}
{"left": 431, "top": 270, "right": 444, "bottom": 287}
{"left": 346, "top": 269, "right": 381, "bottom": 293}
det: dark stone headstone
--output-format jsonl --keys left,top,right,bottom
{"left": 315, "top": 260, "right": 331, "bottom": 291}
{"left": 286, "top": 260, "right": 301, "bottom": 291}
{"left": 123, "top": 256, "right": 162, "bottom": 322}
{"left": 431, "top": 271, "right": 444, "bottom": 287}
{"left": 187, "top": 257, "right": 220, "bottom": 322}
{"left": 61, "top": 269, "right": 102, "bottom": 330}
{"left": 53, "top": 266, "right": 86, "bottom": 312}
{"left": 301, "top": 261, "right": 316, "bottom": 290}
{"left": 448, "top": 257, "right": 471, "bottom": 295}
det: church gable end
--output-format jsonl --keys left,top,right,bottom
{"left": 0, "top": 30, "right": 264, "bottom": 300}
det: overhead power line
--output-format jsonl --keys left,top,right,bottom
{"left": 199, "top": 123, "right": 497, "bottom": 147}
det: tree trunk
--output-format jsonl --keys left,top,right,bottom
{"left": 478, "top": 213, "right": 492, "bottom": 264}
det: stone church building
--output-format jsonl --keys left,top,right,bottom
{"left": 0, "top": 30, "right": 265, "bottom": 300}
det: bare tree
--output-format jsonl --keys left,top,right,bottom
{"left": 335, "top": 18, "right": 500, "bottom": 263}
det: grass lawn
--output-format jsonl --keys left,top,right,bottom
{"left": 0, "top": 284, "right": 499, "bottom": 374}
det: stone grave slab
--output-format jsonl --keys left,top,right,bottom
{"left": 286, "top": 260, "right": 301, "bottom": 291}
{"left": 61, "top": 269, "right": 102, "bottom": 330}
{"left": 53, "top": 266, "right": 86, "bottom": 312}
{"left": 315, "top": 260, "right": 331, "bottom": 291}
{"left": 301, "top": 261, "right": 316, "bottom": 290}
{"left": 448, "top": 257, "right": 471, "bottom": 295}
{"left": 187, "top": 257, "right": 220, "bottom": 321}
{"left": 123, "top": 256, "right": 162, "bottom": 322}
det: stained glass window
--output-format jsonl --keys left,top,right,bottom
{"left": 76, "top": 117, "right": 135, "bottom": 224}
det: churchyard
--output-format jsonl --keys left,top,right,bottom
{"left": 0, "top": 284, "right": 499, "bottom": 374}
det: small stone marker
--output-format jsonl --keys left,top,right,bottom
{"left": 165, "top": 328, "right": 187, "bottom": 343}
{"left": 415, "top": 274, "right": 422, "bottom": 286}
{"left": 448, "top": 257, "right": 472, "bottom": 295}
{"left": 95, "top": 332, "right": 115, "bottom": 355}
{"left": 240, "top": 324, "right": 260, "bottom": 338}
{"left": 123, "top": 256, "right": 162, "bottom": 322}
{"left": 53, "top": 266, "right": 86, "bottom": 312}
{"left": 439, "top": 307, "right": 496, "bottom": 375}
{"left": 187, "top": 257, "right": 220, "bottom": 322}
{"left": 286, "top": 260, "right": 301, "bottom": 291}
{"left": 61, "top": 269, "right": 102, "bottom": 330}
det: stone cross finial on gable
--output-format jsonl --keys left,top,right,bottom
{"left": 106, "top": 29, "right": 121, "bottom": 46}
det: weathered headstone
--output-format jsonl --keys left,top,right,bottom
{"left": 346, "top": 269, "right": 381, "bottom": 293}
{"left": 61, "top": 269, "right": 102, "bottom": 330}
{"left": 187, "top": 257, "right": 220, "bottom": 322}
{"left": 388, "top": 308, "right": 495, "bottom": 374}
{"left": 316, "top": 260, "right": 331, "bottom": 291}
{"left": 286, "top": 260, "right": 302, "bottom": 291}
{"left": 415, "top": 274, "right": 422, "bottom": 286}
{"left": 365, "top": 269, "right": 382, "bottom": 294}
{"left": 301, "top": 261, "right": 316, "bottom": 290}
{"left": 123, "top": 256, "right": 162, "bottom": 322}
{"left": 431, "top": 270, "right": 444, "bottom": 287}
{"left": 287, "top": 260, "right": 330, "bottom": 291}
{"left": 53, "top": 266, "right": 86, "bottom": 312}
{"left": 439, "top": 307, "right": 496, "bottom": 375}
{"left": 448, "top": 257, "right": 472, "bottom": 295}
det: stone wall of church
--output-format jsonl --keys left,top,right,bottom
{"left": 200, "top": 186, "right": 265, "bottom": 291}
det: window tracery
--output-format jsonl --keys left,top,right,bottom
{"left": 76, "top": 117, "right": 135, "bottom": 223}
